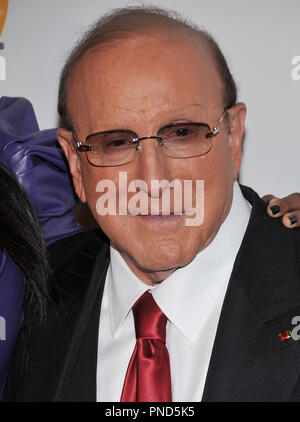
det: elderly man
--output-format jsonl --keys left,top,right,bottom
{"left": 9, "top": 7, "right": 300, "bottom": 402}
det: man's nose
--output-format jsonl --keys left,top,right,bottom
{"left": 133, "top": 138, "right": 172, "bottom": 194}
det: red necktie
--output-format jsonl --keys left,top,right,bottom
{"left": 120, "top": 291, "right": 172, "bottom": 402}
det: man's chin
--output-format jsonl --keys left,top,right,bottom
{"left": 124, "top": 250, "right": 197, "bottom": 284}
{"left": 109, "top": 230, "right": 201, "bottom": 283}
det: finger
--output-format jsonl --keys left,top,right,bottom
{"left": 266, "top": 193, "right": 300, "bottom": 218}
{"left": 280, "top": 193, "right": 300, "bottom": 213}
{"left": 282, "top": 211, "right": 300, "bottom": 229}
{"left": 262, "top": 194, "right": 276, "bottom": 204}
{"left": 265, "top": 196, "right": 283, "bottom": 218}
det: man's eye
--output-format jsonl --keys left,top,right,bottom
{"left": 174, "top": 128, "right": 193, "bottom": 137}
{"left": 165, "top": 126, "right": 195, "bottom": 140}
{"left": 106, "top": 139, "right": 133, "bottom": 148}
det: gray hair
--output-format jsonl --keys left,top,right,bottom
{"left": 58, "top": 6, "right": 237, "bottom": 131}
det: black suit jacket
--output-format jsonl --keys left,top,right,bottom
{"left": 6, "top": 185, "right": 300, "bottom": 401}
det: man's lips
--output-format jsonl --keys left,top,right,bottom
{"left": 135, "top": 211, "right": 184, "bottom": 216}
{"left": 134, "top": 212, "right": 185, "bottom": 223}
{"left": 137, "top": 212, "right": 184, "bottom": 216}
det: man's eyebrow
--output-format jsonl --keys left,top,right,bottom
{"left": 189, "top": 103, "right": 205, "bottom": 108}
{"left": 165, "top": 103, "right": 207, "bottom": 121}
{"left": 170, "top": 103, "right": 206, "bottom": 112}
{"left": 115, "top": 103, "right": 206, "bottom": 114}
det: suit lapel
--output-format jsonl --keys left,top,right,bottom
{"left": 54, "top": 245, "right": 110, "bottom": 401}
{"left": 202, "top": 186, "right": 300, "bottom": 401}
{"left": 20, "top": 230, "right": 110, "bottom": 402}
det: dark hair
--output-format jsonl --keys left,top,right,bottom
{"left": 58, "top": 6, "right": 237, "bottom": 131}
{"left": 0, "top": 163, "right": 49, "bottom": 329}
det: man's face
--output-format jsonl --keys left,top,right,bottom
{"left": 58, "top": 32, "right": 246, "bottom": 284}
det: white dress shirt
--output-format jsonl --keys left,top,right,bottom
{"left": 97, "top": 182, "right": 252, "bottom": 401}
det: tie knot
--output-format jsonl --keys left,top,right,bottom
{"left": 132, "top": 291, "right": 167, "bottom": 342}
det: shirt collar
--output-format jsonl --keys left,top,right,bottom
{"left": 108, "top": 181, "right": 251, "bottom": 340}
{"left": 108, "top": 246, "right": 154, "bottom": 337}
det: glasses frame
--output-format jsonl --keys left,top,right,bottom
{"left": 72, "top": 109, "right": 229, "bottom": 167}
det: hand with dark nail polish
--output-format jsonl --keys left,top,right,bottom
{"left": 288, "top": 215, "right": 298, "bottom": 225}
{"left": 270, "top": 205, "right": 281, "bottom": 215}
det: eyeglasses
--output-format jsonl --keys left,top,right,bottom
{"left": 72, "top": 110, "right": 228, "bottom": 167}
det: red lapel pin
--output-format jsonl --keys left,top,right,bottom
{"left": 278, "top": 330, "right": 292, "bottom": 342}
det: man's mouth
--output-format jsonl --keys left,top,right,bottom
{"left": 135, "top": 212, "right": 184, "bottom": 223}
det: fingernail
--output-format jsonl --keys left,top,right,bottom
{"left": 288, "top": 215, "right": 298, "bottom": 225}
{"left": 270, "top": 205, "right": 281, "bottom": 215}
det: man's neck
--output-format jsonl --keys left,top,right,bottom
{"left": 110, "top": 243, "right": 177, "bottom": 285}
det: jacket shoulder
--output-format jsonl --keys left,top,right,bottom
{"left": 48, "top": 229, "right": 109, "bottom": 303}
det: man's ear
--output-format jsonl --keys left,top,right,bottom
{"left": 56, "top": 128, "right": 86, "bottom": 203}
{"left": 227, "top": 102, "right": 247, "bottom": 180}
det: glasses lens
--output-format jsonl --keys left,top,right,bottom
{"left": 158, "top": 123, "right": 212, "bottom": 158}
{"left": 86, "top": 130, "right": 137, "bottom": 166}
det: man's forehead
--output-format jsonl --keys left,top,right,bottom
{"left": 67, "top": 32, "right": 223, "bottom": 133}
{"left": 69, "top": 31, "right": 219, "bottom": 90}
{"left": 81, "top": 30, "right": 214, "bottom": 69}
